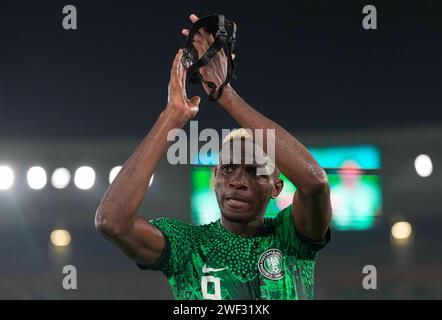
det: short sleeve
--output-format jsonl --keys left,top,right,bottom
{"left": 136, "top": 218, "right": 195, "bottom": 278}
{"left": 273, "top": 205, "right": 331, "bottom": 259}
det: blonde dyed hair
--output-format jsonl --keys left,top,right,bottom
{"left": 220, "top": 128, "right": 280, "bottom": 179}
{"left": 222, "top": 128, "right": 252, "bottom": 144}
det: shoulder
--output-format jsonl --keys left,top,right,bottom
{"left": 148, "top": 217, "right": 215, "bottom": 238}
{"left": 270, "top": 204, "right": 331, "bottom": 255}
{"left": 270, "top": 205, "right": 294, "bottom": 231}
{"left": 149, "top": 217, "right": 193, "bottom": 229}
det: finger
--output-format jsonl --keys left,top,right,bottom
{"left": 189, "top": 95, "right": 201, "bottom": 107}
{"left": 184, "top": 14, "right": 212, "bottom": 56}
{"left": 218, "top": 47, "right": 227, "bottom": 60}
{"left": 181, "top": 28, "right": 202, "bottom": 40}
{"left": 188, "top": 95, "right": 201, "bottom": 118}
{"left": 185, "top": 14, "right": 210, "bottom": 48}
{"left": 170, "top": 49, "right": 181, "bottom": 81}
{"left": 177, "top": 50, "right": 184, "bottom": 81}
{"left": 175, "top": 49, "right": 186, "bottom": 81}
{"left": 191, "top": 35, "right": 209, "bottom": 57}
{"left": 232, "top": 53, "right": 236, "bottom": 60}
{"left": 193, "top": 40, "right": 208, "bottom": 55}
{"left": 176, "top": 52, "right": 188, "bottom": 98}
{"left": 181, "top": 62, "right": 187, "bottom": 86}
{"left": 192, "top": 31, "right": 206, "bottom": 47}
{"left": 200, "top": 27, "right": 215, "bottom": 48}
{"left": 190, "top": 14, "right": 199, "bottom": 23}
{"left": 182, "top": 14, "right": 202, "bottom": 39}
{"left": 183, "top": 29, "right": 208, "bottom": 55}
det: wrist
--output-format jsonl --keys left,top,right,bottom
{"left": 162, "top": 105, "right": 190, "bottom": 127}
{"left": 218, "top": 85, "right": 238, "bottom": 109}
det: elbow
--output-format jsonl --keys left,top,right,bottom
{"left": 95, "top": 220, "right": 117, "bottom": 237}
{"left": 303, "top": 169, "right": 330, "bottom": 196}
{"left": 95, "top": 208, "right": 125, "bottom": 238}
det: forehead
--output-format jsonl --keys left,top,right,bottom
{"left": 220, "top": 138, "right": 262, "bottom": 164}
{"left": 219, "top": 138, "right": 276, "bottom": 176}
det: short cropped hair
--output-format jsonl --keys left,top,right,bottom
{"left": 222, "top": 128, "right": 252, "bottom": 145}
{"left": 220, "top": 128, "right": 280, "bottom": 179}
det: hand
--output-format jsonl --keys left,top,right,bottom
{"left": 181, "top": 14, "right": 236, "bottom": 97}
{"left": 167, "top": 49, "right": 201, "bottom": 120}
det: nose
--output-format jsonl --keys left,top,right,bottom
{"left": 228, "top": 169, "right": 248, "bottom": 190}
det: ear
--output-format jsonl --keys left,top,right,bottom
{"left": 271, "top": 178, "right": 284, "bottom": 199}
{"left": 211, "top": 166, "right": 219, "bottom": 190}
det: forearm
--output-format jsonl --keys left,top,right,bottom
{"left": 95, "top": 106, "right": 187, "bottom": 233}
{"left": 219, "top": 87, "right": 327, "bottom": 193}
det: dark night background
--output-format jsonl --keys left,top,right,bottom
{"left": 0, "top": 0, "right": 441, "bottom": 300}
{"left": 0, "top": 0, "right": 441, "bottom": 140}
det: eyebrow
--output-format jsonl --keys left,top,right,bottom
{"left": 219, "top": 163, "right": 265, "bottom": 168}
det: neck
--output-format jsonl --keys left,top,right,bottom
{"left": 220, "top": 215, "right": 265, "bottom": 236}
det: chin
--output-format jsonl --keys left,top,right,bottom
{"left": 221, "top": 208, "right": 253, "bottom": 223}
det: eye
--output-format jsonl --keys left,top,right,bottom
{"left": 221, "top": 164, "right": 235, "bottom": 173}
{"left": 247, "top": 166, "right": 267, "bottom": 179}
{"left": 245, "top": 166, "right": 257, "bottom": 176}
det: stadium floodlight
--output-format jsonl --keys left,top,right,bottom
{"left": 74, "top": 166, "right": 96, "bottom": 190}
{"left": 109, "top": 166, "right": 122, "bottom": 184}
{"left": 27, "top": 166, "right": 47, "bottom": 190}
{"left": 414, "top": 154, "right": 432, "bottom": 177}
{"left": 51, "top": 168, "right": 71, "bottom": 189}
{"left": 391, "top": 221, "right": 412, "bottom": 240}
{"left": 50, "top": 229, "right": 72, "bottom": 247}
{"left": 0, "top": 165, "right": 14, "bottom": 190}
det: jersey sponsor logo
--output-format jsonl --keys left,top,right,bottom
{"left": 258, "top": 249, "right": 284, "bottom": 280}
{"left": 202, "top": 263, "right": 227, "bottom": 273}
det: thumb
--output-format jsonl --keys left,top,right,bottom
{"left": 190, "top": 95, "right": 201, "bottom": 107}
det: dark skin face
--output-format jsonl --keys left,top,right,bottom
{"left": 214, "top": 140, "right": 283, "bottom": 236}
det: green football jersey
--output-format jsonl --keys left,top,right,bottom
{"left": 137, "top": 205, "right": 330, "bottom": 300}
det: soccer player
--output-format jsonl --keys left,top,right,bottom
{"left": 95, "top": 14, "right": 332, "bottom": 300}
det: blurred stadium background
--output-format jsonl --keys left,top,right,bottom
{"left": 1, "top": 125, "right": 441, "bottom": 299}
{"left": 0, "top": 1, "right": 441, "bottom": 299}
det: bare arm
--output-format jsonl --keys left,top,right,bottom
{"left": 182, "top": 14, "right": 331, "bottom": 241}
{"left": 95, "top": 49, "right": 201, "bottom": 266}
{"left": 218, "top": 88, "right": 332, "bottom": 241}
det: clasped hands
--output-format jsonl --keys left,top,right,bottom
{"left": 166, "top": 14, "right": 235, "bottom": 120}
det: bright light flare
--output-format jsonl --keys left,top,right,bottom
{"left": 50, "top": 229, "right": 72, "bottom": 247}
{"left": 27, "top": 166, "right": 47, "bottom": 190}
{"left": 0, "top": 165, "right": 14, "bottom": 190}
{"left": 109, "top": 166, "right": 122, "bottom": 184}
{"left": 415, "top": 154, "right": 432, "bottom": 177}
{"left": 51, "top": 168, "right": 71, "bottom": 189}
{"left": 74, "top": 166, "right": 95, "bottom": 190}
{"left": 391, "top": 221, "right": 413, "bottom": 240}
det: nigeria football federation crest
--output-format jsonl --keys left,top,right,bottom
{"left": 258, "top": 249, "right": 284, "bottom": 280}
